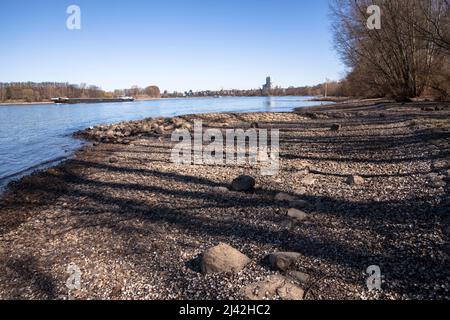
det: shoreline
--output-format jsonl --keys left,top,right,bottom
{"left": 0, "top": 101, "right": 54, "bottom": 106}
{"left": 0, "top": 101, "right": 448, "bottom": 299}
{"left": 0, "top": 95, "right": 332, "bottom": 106}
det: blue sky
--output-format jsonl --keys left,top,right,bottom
{"left": 0, "top": 0, "right": 344, "bottom": 92}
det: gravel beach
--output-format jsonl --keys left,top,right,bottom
{"left": 0, "top": 101, "right": 448, "bottom": 300}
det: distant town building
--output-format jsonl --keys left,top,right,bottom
{"left": 262, "top": 76, "right": 272, "bottom": 94}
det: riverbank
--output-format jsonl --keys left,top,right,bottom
{"left": 0, "top": 101, "right": 448, "bottom": 300}
{"left": 0, "top": 101, "right": 54, "bottom": 106}
{"left": 0, "top": 96, "right": 330, "bottom": 106}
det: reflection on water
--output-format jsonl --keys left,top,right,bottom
{"left": 0, "top": 96, "right": 319, "bottom": 188}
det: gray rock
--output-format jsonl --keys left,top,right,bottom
{"left": 346, "top": 175, "right": 364, "bottom": 185}
{"left": 301, "top": 175, "right": 316, "bottom": 186}
{"left": 287, "top": 208, "right": 308, "bottom": 221}
{"left": 154, "top": 125, "right": 165, "bottom": 135}
{"left": 287, "top": 271, "right": 310, "bottom": 284}
{"left": 274, "top": 192, "right": 298, "bottom": 202}
{"left": 242, "top": 275, "right": 304, "bottom": 300}
{"left": 213, "top": 186, "right": 229, "bottom": 193}
{"left": 109, "top": 156, "right": 119, "bottom": 164}
{"left": 267, "top": 252, "right": 301, "bottom": 271}
{"left": 279, "top": 219, "right": 294, "bottom": 230}
{"left": 331, "top": 124, "right": 341, "bottom": 131}
{"left": 230, "top": 175, "right": 256, "bottom": 192}
{"left": 106, "top": 130, "right": 115, "bottom": 138}
{"left": 201, "top": 243, "right": 251, "bottom": 274}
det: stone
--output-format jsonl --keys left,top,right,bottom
{"left": 301, "top": 175, "right": 316, "bottom": 186}
{"left": 106, "top": 130, "right": 115, "bottom": 138}
{"left": 287, "top": 271, "right": 310, "bottom": 284}
{"left": 295, "top": 187, "right": 307, "bottom": 195}
{"left": 287, "top": 208, "right": 308, "bottom": 221}
{"left": 230, "top": 175, "right": 256, "bottom": 192}
{"left": 267, "top": 252, "right": 301, "bottom": 271}
{"left": 172, "top": 118, "right": 185, "bottom": 128}
{"left": 213, "top": 186, "right": 229, "bottom": 193}
{"left": 154, "top": 125, "right": 165, "bottom": 134}
{"left": 289, "top": 200, "right": 309, "bottom": 209}
{"left": 330, "top": 124, "right": 341, "bottom": 131}
{"left": 242, "top": 275, "right": 304, "bottom": 300}
{"left": 274, "top": 192, "right": 298, "bottom": 202}
{"left": 346, "top": 175, "right": 364, "bottom": 185}
{"left": 109, "top": 156, "right": 119, "bottom": 164}
{"left": 201, "top": 243, "right": 251, "bottom": 274}
{"left": 141, "top": 124, "right": 151, "bottom": 133}
{"left": 279, "top": 219, "right": 294, "bottom": 230}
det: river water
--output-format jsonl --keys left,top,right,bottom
{"left": 0, "top": 96, "right": 320, "bottom": 189}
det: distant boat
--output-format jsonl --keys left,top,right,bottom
{"left": 118, "top": 96, "right": 135, "bottom": 102}
{"left": 51, "top": 96, "right": 135, "bottom": 104}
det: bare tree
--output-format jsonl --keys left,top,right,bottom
{"left": 331, "top": 0, "right": 449, "bottom": 100}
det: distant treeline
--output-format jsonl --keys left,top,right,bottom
{"left": 0, "top": 82, "right": 161, "bottom": 103}
{"left": 331, "top": 0, "right": 449, "bottom": 101}
{"left": 161, "top": 82, "right": 345, "bottom": 98}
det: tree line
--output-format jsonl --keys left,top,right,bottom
{"left": 160, "top": 82, "right": 345, "bottom": 98}
{"left": 331, "top": 0, "right": 449, "bottom": 101}
{"left": 0, "top": 82, "right": 161, "bottom": 103}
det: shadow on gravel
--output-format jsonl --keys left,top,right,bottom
{"left": 0, "top": 101, "right": 448, "bottom": 299}
{"left": 3, "top": 158, "right": 446, "bottom": 297}
{"left": 3, "top": 256, "right": 58, "bottom": 299}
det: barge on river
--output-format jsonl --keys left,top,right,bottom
{"left": 51, "top": 96, "right": 134, "bottom": 104}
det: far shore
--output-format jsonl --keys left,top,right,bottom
{"left": 0, "top": 101, "right": 54, "bottom": 106}
{"left": 0, "top": 95, "right": 338, "bottom": 106}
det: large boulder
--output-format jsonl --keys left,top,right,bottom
{"left": 242, "top": 275, "right": 304, "bottom": 300}
{"left": 201, "top": 243, "right": 251, "bottom": 274}
{"left": 267, "top": 252, "right": 301, "bottom": 271}
{"left": 230, "top": 175, "right": 256, "bottom": 192}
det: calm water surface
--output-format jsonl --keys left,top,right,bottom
{"left": 0, "top": 96, "right": 321, "bottom": 189}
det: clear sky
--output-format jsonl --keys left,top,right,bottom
{"left": 0, "top": 0, "right": 344, "bottom": 92}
